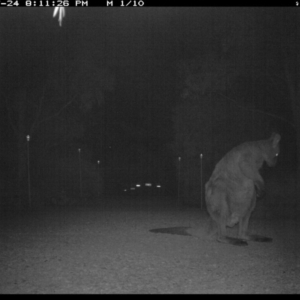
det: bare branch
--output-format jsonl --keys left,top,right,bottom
{"left": 284, "top": 63, "right": 299, "bottom": 107}
{"left": 2, "top": 92, "right": 18, "bottom": 136}
{"left": 30, "top": 88, "right": 45, "bottom": 135}
{"left": 216, "top": 92, "right": 295, "bottom": 130}
{"left": 37, "top": 99, "right": 75, "bottom": 126}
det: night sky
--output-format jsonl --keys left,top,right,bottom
{"left": 0, "top": 7, "right": 298, "bottom": 197}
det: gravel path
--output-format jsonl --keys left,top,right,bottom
{"left": 0, "top": 197, "right": 299, "bottom": 294}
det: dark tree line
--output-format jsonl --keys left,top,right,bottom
{"left": 172, "top": 9, "right": 299, "bottom": 204}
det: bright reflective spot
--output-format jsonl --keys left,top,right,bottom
{"left": 124, "top": 189, "right": 127, "bottom": 192}
{"left": 156, "top": 185, "right": 161, "bottom": 188}
{"left": 53, "top": 7, "right": 65, "bottom": 27}
{"left": 136, "top": 184, "right": 141, "bottom": 187}
{"left": 145, "top": 183, "right": 152, "bottom": 187}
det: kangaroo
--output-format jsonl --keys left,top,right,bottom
{"left": 205, "top": 133, "right": 281, "bottom": 246}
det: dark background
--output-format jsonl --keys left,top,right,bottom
{"left": 0, "top": 7, "right": 298, "bottom": 207}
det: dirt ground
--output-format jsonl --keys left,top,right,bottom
{"left": 0, "top": 197, "right": 299, "bottom": 294}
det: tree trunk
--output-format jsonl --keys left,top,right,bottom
{"left": 16, "top": 92, "right": 29, "bottom": 208}
{"left": 286, "top": 71, "right": 300, "bottom": 201}
{"left": 294, "top": 116, "right": 300, "bottom": 202}
{"left": 284, "top": 64, "right": 300, "bottom": 202}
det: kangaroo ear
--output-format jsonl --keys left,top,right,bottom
{"left": 270, "top": 132, "right": 281, "bottom": 146}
